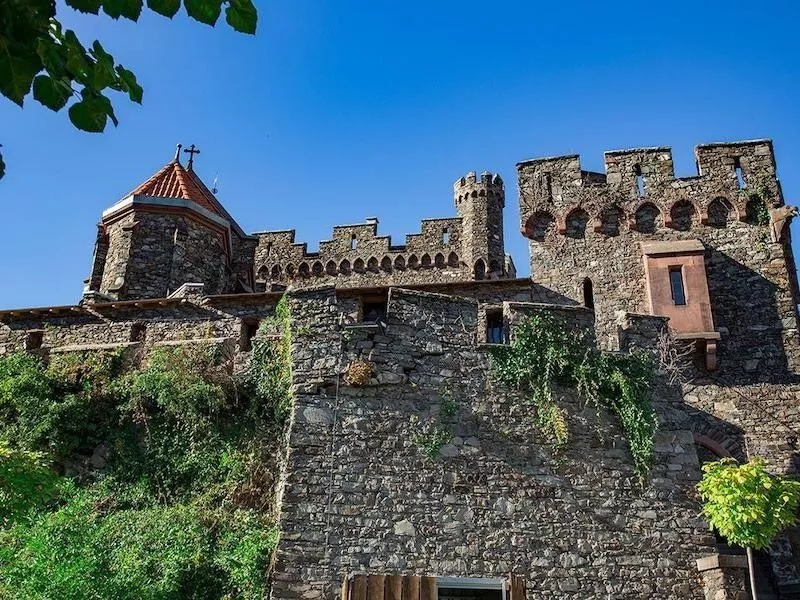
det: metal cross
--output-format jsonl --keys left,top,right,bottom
{"left": 183, "top": 144, "right": 201, "bottom": 170}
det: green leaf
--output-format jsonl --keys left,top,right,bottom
{"left": 225, "top": 0, "right": 257, "bottom": 34}
{"left": 89, "top": 41, "right": 117, "bottom": 90}
{"left": 184, "top": 0, "right": 222, "bottom": 26}
{"left": 66, "top": 0, "right": 102, "bottom": 14}
{"left": 101, "top": 0, "right": 143, "bottom": 20}
{"left": 0, "top": 40, "right": 41, "bottom": 106}
{"left": 32, "top": 75, "right": 72, "bottom": 111}
{"left": 68, "top": 90, "right": 117, "bottom": 132}
{"left": 116, "top": 66, "right": 143, "bottom": 103}
{"left": 146, "top": 0, "right": 180, "bottom": 17}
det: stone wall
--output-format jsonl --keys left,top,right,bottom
{"left": 269, "top": 286, "right": 715, "bottom": 600}
{"left": 516, "top": 140, "right": 800, "bottom": 381}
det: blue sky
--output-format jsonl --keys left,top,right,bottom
{"left": 1, "top": 0, "right": 798, "bottom": 308}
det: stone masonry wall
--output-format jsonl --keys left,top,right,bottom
{"left": 516, "top": 140, "right": 800, "bottom": 382}
{"left": 270, "top": 286, "right": 715, "bottom": 600}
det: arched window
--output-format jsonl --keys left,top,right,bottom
{"left": 634, "top": 203, "right": 661, "bottom": 233}
{"left": 583, "top": 278, "right": 594, "bottom": 309}
{"left": 745, "top": 195, "right": 769, "bottom": 225}
{"left": 312, "top": 261, "right": 324, "bottom": 276}
{"left": 257, "top": 265, "right": 269, "bottom": 281}
{"left": 447, "top": 251, "right": 459, "bottom": 267}
{"left": 408, "top": 254, "right": 419, "bottom": 269}
{"left": 326, "top": 260, "right": 337, "bottom": 276}
{"left": 421, "top": 253, "right": 432, "bottom": 268}
{"left": 339, "top": 259, "right": 351, "bottom": 275}
{"left": 707, "top": 198, "right": 731, "bottom": 228}
{"left": 381, "top": 256, "right": 392, "bottom": 272}
{"left": 271, "top": 265, "right": 282, "bottom": 280}
{"left": 434, "top": 253, "right": 445, "bottom": 268}
{"left": 298, "top": 262, "right": 310, "bottom": 278}
{"left": 394, "top": 255, "right": 406, "bottom": 271}
{"left": 565, "top": 208, "right": 589, "bottom": 239}
{"left": 353, "top": 258, "right": 366, "bottom": 273}
{"left": 670, "top": 200, "right": 697, "bottom": 231}
{"left": 285, "top": 264, "right": 296, "bottom": 278}
{"left": 474, "top": 259, "right": 486, "bottom": 280}
{"left": 523, "top": 211, "right": 555, "bottom": 242}
{"left": 367, "top": 256, "right": 379, "bottom": 272}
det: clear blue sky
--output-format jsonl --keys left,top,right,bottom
{"left": 1, "top": 0, "right": 798, "bottom": 308}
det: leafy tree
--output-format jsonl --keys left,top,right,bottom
{"left": 0, "top": 0, "right": 258, "bottom": 180}
{"left": 698, "top": 458, "right": 800, "bottom": 600}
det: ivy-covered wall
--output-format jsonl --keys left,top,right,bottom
{"left": 270, "top": 286, "right": 715, "bottom": 600}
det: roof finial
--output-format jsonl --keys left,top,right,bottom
{"left": 183, "top": 144, "right": 201, "bottom": 170}
{"left": 174, "top": 143, "right": 183, "bottom": 163}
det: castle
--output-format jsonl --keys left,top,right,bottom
{"left": 2, "top": 139, "right": 800, "bottom": 599}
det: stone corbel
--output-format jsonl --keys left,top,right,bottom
{"left": 770, "top": 205, "right": 799, "bottom": 243}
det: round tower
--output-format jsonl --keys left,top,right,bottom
{"left": 453, "top": 171, "right": 506, "bottom": 279}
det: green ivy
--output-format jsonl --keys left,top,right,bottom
{"left": 489, "top": 314, "right": 658, "bottom": 482}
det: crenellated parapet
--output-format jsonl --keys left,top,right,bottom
{"left": 517, "top": 140, "right": 783, "bottom": 242}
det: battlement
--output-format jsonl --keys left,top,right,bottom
{"left": 453, "top": 170, "right": 505, "bottom": 207}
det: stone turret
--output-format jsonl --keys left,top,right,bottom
{"left": 453, "top": 171, "right": 506, "bottom": 279}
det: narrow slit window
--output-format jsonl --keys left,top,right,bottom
{"left": 443, "top": 228, "right": 450, "bottom": 245}
{"left": 734, "top": 157, "right": 746, "bottom": 189}
{"left": 582, "top": 278, "right": 594, "bottom": 309}
{"left": 350, "top": 234, "right": 358, "bottom": 250}
{"left": 634, "top": 164, "right": 645, "bottom": 198}
{"left": 542, "top": 172, "right": 552, "bottom": 199}
{"left": 669, "top": 267, "right": 686, "bottom": 306}
{"left": 485, "top": 309, "right": 505, "bottom": 344}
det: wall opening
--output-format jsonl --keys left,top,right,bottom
{"left": 734, "top": 157, "right": 746, "bottom": 189}
{"left": 485, "top": 309, "right": 505, "bottom": 344}
{"left": 361, "top": 294, "right": 388, "bottom": 324}
{"left": 542, "top": 171, "right": 552, "bottom": 200}
{"left": 634, "top": 164, "right": 645, "bottom": 197}
{"left": 350, "top": 234, "right": 358, "bottom": 250}
{"left": 582, "top": 278, "right": 594, "bottom": 309}
{"left": 130, "top": 323, "right": 146, "bottom": 343}
{"left": 443, "top": 228, "right": 450, "bottom": 245}
{"left": 25, "top": 330, "right": 44, "bottom": 351}
{"left": 669, "top": 266, "right": 686, "bottom": 305}
{"left": 437, "top": 577, "right": 506, "bottom": 600}
{"left": 239, "top": 318, "right": 260, "bottom": 352}
{"left": 474, "top": 259, "right": 486, "bottom": 280}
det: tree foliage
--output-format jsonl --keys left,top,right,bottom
{"left": 0, "top": 0, "right": 258, "bottom": 179}
{"left": 0, "top": 325, "right": 292, "bottom": 598}
{"left": 698, "top": 458, "right": 800, "bottom": 550}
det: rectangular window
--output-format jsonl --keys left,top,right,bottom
{"left": 361, "top": 298, "right": 387, "bottom": 324}
{"left": 485, "top": 309, "right": 505, "bottom": 344}
{"left": 350, "top": 234, "right": 358, "bottom": 250}
{"left": 239, "top": 318, "right": 260, "bottom": 352}
{"left": 669, "top": 267, "right": 686, "bottom": 305}
{"left": 734, "top": 157, "right": 746, "bottom": 189}
{"left": 442, "top": 228, "right": 450, "bottom": 245}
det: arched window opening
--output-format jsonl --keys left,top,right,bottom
{"left": 285, "top": 264, "right": 296, "bottom": 279}
{"left": 447, "top": 251, "right": 459, "bottom": 267}
{"left": 583, "top": 278, "right": 594, "bottom": 309}
{"left": 353, "top": 258, "right": 366, "bottom": 273}
{"left": 524, "top": 211, "right": 555, "bottom": 242}
{"left": 708, "top": 198, "right": 731, "bottom": 228}
{"left": 339, "top": 259, "right": 351, "bottom": 275}
{"left": 271, "top": 265, "right": 282, "bottom": 280}
{"left": 635, "top": 203, "right": 660, "bottom": 233}
{"left": 670, "top": 200, "right": 697, "bottom": 231}
{"left": 298, "top": 263, "right": 310, "bottom": 278}
{"left": 565, "top": 208, "right": 589, "bottom": 239}
{"left": 257, "top": 265, "right": 269, "bottom": 281}
{"left": 394, "top": 256, "right": 406, "bottom": 271}
{"left": 408, "top": 254, "right": 419, "bottom": 269}
{"left": 367, "top": 257, "right": 379, "bottom": 272}
{"left": 312, "top": 261, "right": 324, "bottom": 277}
{"left": 434, "top": 253, "right": 445, "bottom": 268}
{"left": 745, "top": 195, "right": 769, "bottom": 226}
{"left": 474, "top": 259, "right": 486, "bottom": 280}
{"left": 326, "top": 261, "right": 337, "bottom": 276}
{"left": 381, "top": 256, "right": 392, "bottom": 272}
{"left": 421, "top": 253, "right": 432, "bottom": 268}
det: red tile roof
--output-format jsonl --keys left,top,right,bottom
{"left": 130, "top": 160, "right": 220, "bottom": 215}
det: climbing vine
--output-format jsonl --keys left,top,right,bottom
{"left": 410, "top": 384, "right": 459, "bottom": 460}
{"left": 488, "top": 314, "right": 658, "bottom": 482}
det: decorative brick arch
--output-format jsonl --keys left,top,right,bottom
{"left": 630, "top": 201, "right": 664, "bottom": 233}
{"left": 522, "top": 211, "right": 556, "bottom": 242}
{"left": 703, "top": 197, "right": 737, "bottom": 228}
{"left": 666, "top": 199, "right": 701, "bottom": 230}
{"left": 562, "top": 206, "right": 590, "bottom": 239}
